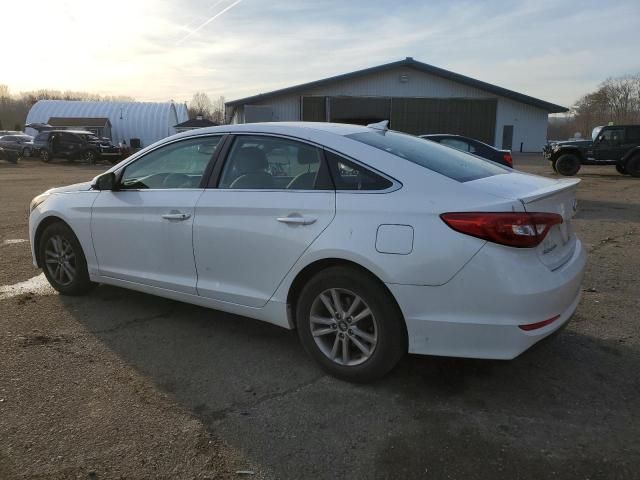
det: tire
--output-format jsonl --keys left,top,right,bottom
{"left": 83, "top": 150, "right": 97, "bottom": 164}
{"left": 615, "top": 163, "right": 627, "bottom": 175}
{"left": 296, "top": 266, "right": 406, "bottom": 382}
{"left": 38, "top": 222, "right": 96, "bottom": 296}
{"left": 626, "top": 155, "right": 640, "bottom": 178}
{"left": 41, "top": 149, "right": 51, "bottom": 162}
{"left": 555, "top": 153, "right": 581, "bottom": 176}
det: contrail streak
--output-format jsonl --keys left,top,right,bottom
{"left": 178, "top": 0, "right": 226, "bottom": 33}
{"left": 177, "top": 0, "right": 243, "bottom": 45}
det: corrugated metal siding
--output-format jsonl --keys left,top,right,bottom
{"left": 234, "top": 66, "right": 549, "bottom": 151}
{"left": 495, "top": 98, "right": 548, "bottom": 152}
{"left": 25, "top": 100, "right": 188, "bottom": 148}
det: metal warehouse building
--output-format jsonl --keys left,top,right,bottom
{"left": 26, "top": 100, "right": 189, "bottom": 148}
{"left": 226, "top": 57, "right": 567, "bottom": 152}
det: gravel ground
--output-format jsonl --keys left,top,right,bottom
{"left": 0, "top": 155, "right": 638, "bottom": 479}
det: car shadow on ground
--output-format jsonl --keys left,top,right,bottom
{"left": 576, "top": 199, "right": 640, "bottom": 222}
{"left": 64, "top": 285, "right": 640, "bottom": 479}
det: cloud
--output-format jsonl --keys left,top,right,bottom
{"left": 2, "top": 0, "right": 639, "bottom": 106}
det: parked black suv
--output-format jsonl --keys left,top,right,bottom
{"left": 33, "top": 130, "right": 121, "bottom": 164}
{"left": 544, "top": 125, "right": 640, "bottom": 177}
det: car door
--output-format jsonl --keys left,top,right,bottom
{"left": 91, "top": 135, "right": 223, "bottom": 294}
{"left": 593, "top": 127, "right": 626, "bottom": 161}
{"left": 193, "top": 134, "right": 336, "bottom": 307}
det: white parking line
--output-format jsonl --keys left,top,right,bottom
{"left": 2, "top": 239, "right": 28, "bottom": 246}
{"left": 0, "top": 273, "right": 54, "bottom": 300}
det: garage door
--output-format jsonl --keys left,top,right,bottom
{"left": 390, "top": 98, "right": 497, "bottom": 144}
{"left": 302, "top": 96, "right": 326, "bottom": 122}
{"left": 329, "top": 97, "right": 391, "bottom": 125}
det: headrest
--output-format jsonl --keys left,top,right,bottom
{"left": 235, "top": 147, "right": 268, "bottom": 173}
{"left": 297, "top": 145, "right": 318, "bottom": 165}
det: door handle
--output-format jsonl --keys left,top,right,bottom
{"left": 162, "top": 212, "right": 191, "bottom": 221}
{"left": 277, "top": 215, "right": 317, "bottom": 225}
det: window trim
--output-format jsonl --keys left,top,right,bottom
{"left": 207, "top": 133, "right": 334, "bottom": 192}
{"left": 322, "top": 147, "right": 402, "bottom": 194}
{"left": 112, "top": 133, "right": 227, "bottom": 191}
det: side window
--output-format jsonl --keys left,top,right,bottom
{"left": 599, "top": 129, "right": 625, "bottom": 145}
{"left": 625, "top": 127, "right": 640, "bottom": 143}
{"left": 120, "top": 136, "right": 222, "bottom": 189}
{"left": 441, "top": 138, "right": 471, "bottom": 152}
{"left": 35, "top": 133, "right": 47, "bottom": 142}
{"left": 219, "top": 135, "right": 326, "bottom": 190}
{"left": 325, "top": 150, "right": 393, "bottom": 191}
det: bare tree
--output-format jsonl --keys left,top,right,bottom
{"left": 211, "top": 95, "right": 225, "bottom": 124}
{"left": 188, "top": 92, "right": 213, "bottom": 119}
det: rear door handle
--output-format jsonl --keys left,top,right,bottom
{"left": 162, "top": 211, "right": 191, "bottom": 221}
{"left": 277, "top": 215, "right": 317, "bottom": 225}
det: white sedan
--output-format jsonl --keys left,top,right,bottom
{"left": 28, "top": 122, "right": 586, "bottom": 382}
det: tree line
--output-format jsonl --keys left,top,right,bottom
{"left": 0, "top": 85, "right": 225, "bottom": 131}
{"left": 548, "top": 74, "right": 640, "bottom": 141}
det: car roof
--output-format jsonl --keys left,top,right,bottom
{"left": 172, "top": 122, "right": 373, "bottom": 140}
{"left": 44, "top": 129, "right": 95, "bottom": 135}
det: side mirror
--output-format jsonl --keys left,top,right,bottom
{"left": 93, "top": 172, "right": 117, "bottom": 191}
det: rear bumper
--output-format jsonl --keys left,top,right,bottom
{"left": 388, "top": 239, "right": 586, "bottom": 360}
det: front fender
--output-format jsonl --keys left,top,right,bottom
{"left": 29, "top": 191, "right": 99, "bottom": 272}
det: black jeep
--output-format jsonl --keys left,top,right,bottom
{"left": 33, "top": 130, "right": 122, "bottom": 164}
{"left": 544, "top": 125, "right": 640, "bottom": 177}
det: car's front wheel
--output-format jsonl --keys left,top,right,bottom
{"left": 39, "top": 222, "right": 96, "bottom": 295}
{"left": 296, "top": 266, "right": 406, "bottom": 382}
{"left": 555, "top": 153, "right": 581, "bottom": 176}
{"left": 41, "top": 149, "right": 51, "bottom": 162}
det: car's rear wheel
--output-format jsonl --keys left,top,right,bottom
{"left": 555, "top": 154, "right": 581, "bottom": 176}
{"left": 615, "top": 163, "right": 627, "bottom": 175}
{"left": 41, "top": 149, "right": 51, "bottom": 162}
{"left": 625, "top": 155, "right": 640, "bottom": 178}
{"left": 296, "top": 266, "right": 406, "bottom": 382}
{"left": 39, "top": 222, "right": 96, "bottom": 296}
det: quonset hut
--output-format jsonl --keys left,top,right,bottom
{"left": 25, "top": 100, "right": 189, "bottom": 148}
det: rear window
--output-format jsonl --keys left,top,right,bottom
{"left": 347, "top": 130, "right": 508, "bottom": 182}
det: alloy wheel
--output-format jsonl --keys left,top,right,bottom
{"left": 44, "top": 235, "right": 76, "bottom": 286}
{"left": 309, "top": 288, "right": 378, "bottom": 366}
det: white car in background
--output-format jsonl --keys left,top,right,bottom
{"left": 28, "top": 122, "right": 586, "bottom": 382}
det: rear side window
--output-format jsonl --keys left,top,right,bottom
{"left": 347, "top": 130, "right": 507, "bottom": 182}
{"left": 626, "top": 127, "right": 640, "bottom": 143}
{"left": 325, "top": 151, "right": 393, "bottom": 191}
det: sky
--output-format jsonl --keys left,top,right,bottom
{"left": 1, "top": 0, "right": 639, "bottom": 108}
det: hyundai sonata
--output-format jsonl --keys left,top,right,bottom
{"left": 29, "top": 122, "right": 586, "bottom": 381}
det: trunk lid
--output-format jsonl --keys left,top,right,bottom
{"left": 467, "top": 172, "right": 580, "bottom": 270}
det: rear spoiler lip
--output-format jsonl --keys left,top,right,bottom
{"left": 518, "top": 178, "right": 581, "bottom": 204}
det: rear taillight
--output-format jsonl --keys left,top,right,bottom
{"left": 440, "top": 212, "right": 563, "bottom": 248}
{"left": 503, "top": 152, "right": 513, "bottom": 167}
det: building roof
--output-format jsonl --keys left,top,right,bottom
{"left": 174, "top": 118, "right": 219, "bottom": 128}
{"left": 226, "top": 57, "right": 568, "bottom": 113}
{"left": 48, "top": 117, "right": 111, "bottom": 127}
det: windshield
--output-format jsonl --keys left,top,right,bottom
{"left": 347, "top": 130, "right": 507, "bottom": 182}
{"left": 592, "top": 126, "right": 603, "bottom": 141}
